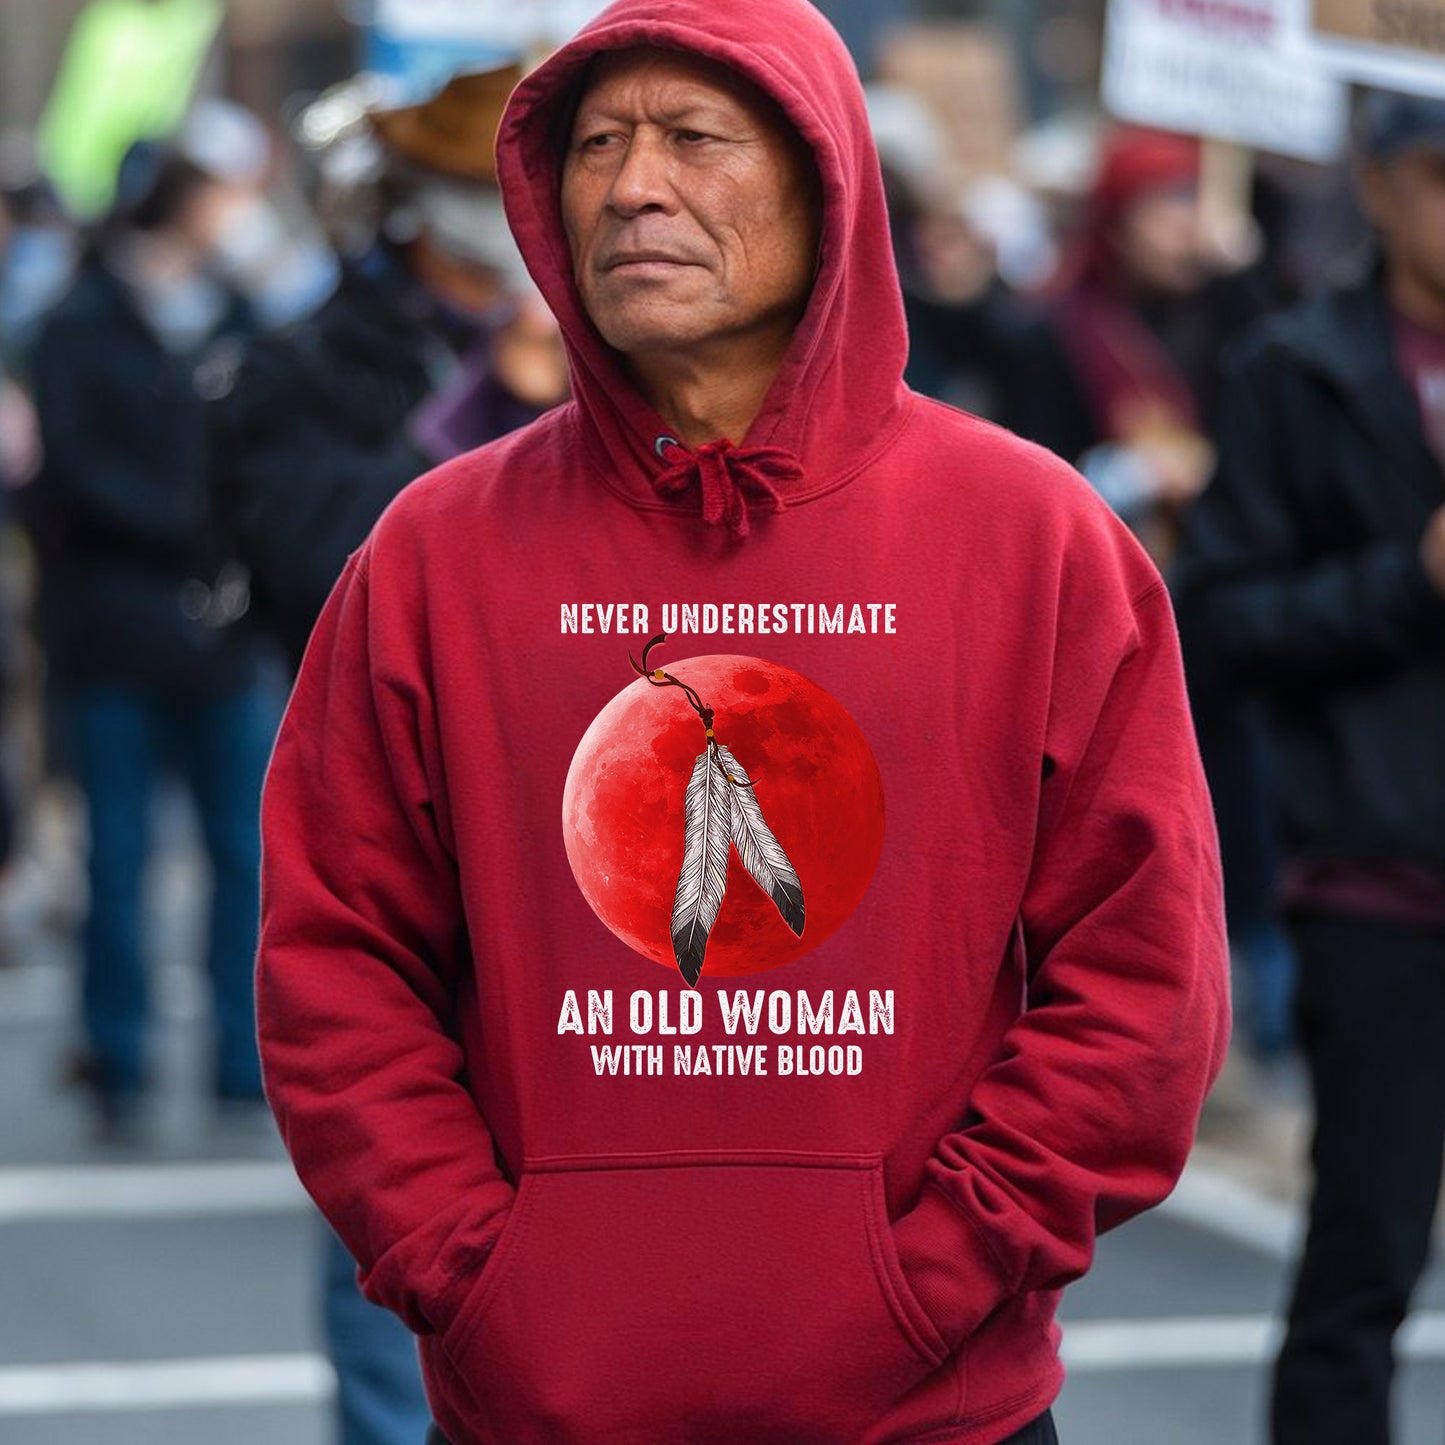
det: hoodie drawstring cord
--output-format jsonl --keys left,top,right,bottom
{"left": 651, "top": 437, "right": 801, "bottom": 538}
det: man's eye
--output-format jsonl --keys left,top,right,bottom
{"left": 579, "top": 132, "right": 618, "bottom": 152}
{"left": 675, "top": 130, "right": 711, "bottom": 144}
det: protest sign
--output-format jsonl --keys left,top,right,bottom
{"left": 1311, "top": 0, "right": 1445, "bottom": 97}
{"left": 1103, "top": 0, "right": 1349, "bottom": 160}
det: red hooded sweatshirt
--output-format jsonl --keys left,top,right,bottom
{"left": 256, "top": 2, "right": 1232, "bottom": 1441}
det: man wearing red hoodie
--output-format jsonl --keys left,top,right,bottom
{"left": 256, "top": 3, "right": 1231, "bottom": 1442}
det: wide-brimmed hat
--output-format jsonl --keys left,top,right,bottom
{"left": 369, "top": 65, "right": 524, "bottom": 183}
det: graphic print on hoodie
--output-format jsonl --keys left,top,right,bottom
{"left": 564, "top": 636, "right": 884, "bottom": 986}
{"left": 255, "top": 2, "right": 1232, "bottom": 1443}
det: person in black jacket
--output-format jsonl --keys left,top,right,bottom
{"left": 1175, "top": 92, "right": 1445, "bottom": 1445}
{"left": 27, "top": 143, "right": 285, "bottom": 1137}
{"left": 208, "top": 64, "right": 568, "bottom": 675}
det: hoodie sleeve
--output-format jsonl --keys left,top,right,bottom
{"left": 256, "top": 542, "right": 515, "bottom": 1337}
{"left": 891, "top": 574, "right": 1231, "bottom": 1352}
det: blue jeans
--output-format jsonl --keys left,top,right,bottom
{"left": 1236, "top": 917, "right": 1298, "bottom": 1057}
{"left": 326, "top": 1227, "right": 433, "bottom": 1445}
{"left": 65, "top": 674, "right": 283, "bottom": 1099}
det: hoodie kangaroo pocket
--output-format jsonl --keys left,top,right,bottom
{"left": 439, "top": 1149, "right": 950, "bottom": 1443}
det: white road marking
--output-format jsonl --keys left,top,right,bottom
{"left": 1063, "top": 1314, "right": 1282, "bottom": 1371}
{"left": 0, "top": 1162, "right": 307, "bottom": 1223}
{"left": 1156, "top": 1156, "right": 1302, "bottom": 1260}
{"left": 0, "top": 1356, "right": 335, "bottom": 1415}
{"left": 6, "top": 1313, "right": 1445, "bottom": 1415}
{"left": 1062, "top": 1312, "right": 1445, "bottom": 1372}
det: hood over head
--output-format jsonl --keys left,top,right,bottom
{"left": 495, "top": 0, "right": 909, "bottom": 539}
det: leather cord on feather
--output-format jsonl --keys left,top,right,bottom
{"left": 628, "top": 632, "right": 755, "bottom": 788}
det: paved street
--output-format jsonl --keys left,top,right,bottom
{"left": 3, "top": 783, "right": 1444, "bottom": 1444}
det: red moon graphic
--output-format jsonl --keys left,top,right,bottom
{"left": 562, "top": 655, "right": 884, "bottom": 979}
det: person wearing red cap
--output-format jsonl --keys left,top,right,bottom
{"left": 1015, "top": 128, "right": 1302, "bottom": 1073}
{"left": 1015, "top": 127, "right": 1215, "bottom": 568}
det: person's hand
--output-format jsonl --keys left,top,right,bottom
{"left": 1114, "top": 400, "right": 1215, "bottom": 508}
{"left": 1420, "top": 504, "right": 1445, "bottom": 597}
{"left": 1131, "top": 429, "right": 1215, "bottom": 507}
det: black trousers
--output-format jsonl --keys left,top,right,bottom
{"left": 426, "top": 1406, "right": 1058, "bottom": 1444}
{"left": 1271, "top": 909, "right": 1445, "bottom": 1445}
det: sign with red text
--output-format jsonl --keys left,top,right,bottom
{"left": 1103, "top": 0, "right": 1349, "bottom": 160}
{"left": 1310, "top": 0, "right": 1445, "bottom": 98}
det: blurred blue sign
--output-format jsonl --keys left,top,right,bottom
{"left": 364, "top": 30, "right": 517, "bottom": 101}
{"left": 365, "top": 0, "right": 609, "bottom": 100}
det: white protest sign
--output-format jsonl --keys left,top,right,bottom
{"left": 375, "top": 0, "right": 610, "bottom": 47}
{"left": 1103, "top": 0, "right": 1349, "bottom": 161}
{"left": 1310, "top": 0, "right": 1445, "bottom": 98}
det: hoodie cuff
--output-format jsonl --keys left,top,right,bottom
{"left": 363, "top": 1191, "right": 515, "bottom": 1338}
{"left": 891, "top": 1180, "right": 1014, "bottom": 1353}
{"left": 423, "top": 1254, "right": 484, "bottom": 1339}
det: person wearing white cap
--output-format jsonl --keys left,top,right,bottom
{"left": 175, "top": 96, "right": 338, "bottom": 327}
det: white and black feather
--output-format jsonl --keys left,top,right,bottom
{"left": 670, "top": 751, "right": 733, "bottom": 987}
{"left": 715, "top": 744, "right": 805, "bottom": 938}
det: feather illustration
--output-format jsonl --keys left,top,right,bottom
{"left": 715, "top": 743, "right": 805, "bottom": 938}
{"left": 629, "top": 632, "right": 809, "bottom": 988}
{"left": 671, "top": 750, "right": 734, "bottom": 987}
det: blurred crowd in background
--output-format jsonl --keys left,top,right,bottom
{"left": 0, "top": 1, "right": 1442, "bottom": 1442}
{"left": 0, "top": 0, "right": 1393, "bottom": 1088}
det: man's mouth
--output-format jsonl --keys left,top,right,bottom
{"left": 604, "top": 251, "right": 696, "bottom": 271}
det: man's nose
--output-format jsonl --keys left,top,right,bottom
{"left": 605, "top": 129, "right": 676, "bottom": 217}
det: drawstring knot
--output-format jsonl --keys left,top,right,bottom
{"left": 651, "top": 437, "right": 802, "bottom": 538}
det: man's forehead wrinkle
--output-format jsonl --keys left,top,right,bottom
{"left": 577, "top": 74, "right": 755, "bottom": 120}
{"left": 572, "top": 90, "right": 754, "bottom": 132}
{"left": 573, "top": 46, "right": 791, "bottom": 131}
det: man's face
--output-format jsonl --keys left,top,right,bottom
{"left": 1361, "top": 146, "right": 1445, "bottom": 300}
{"left": 560, "top": 47, "right": 821, "bottom": 363}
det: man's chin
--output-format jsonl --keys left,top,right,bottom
{"left": 593, "top": 303, "right": 722, "bottom": 357}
